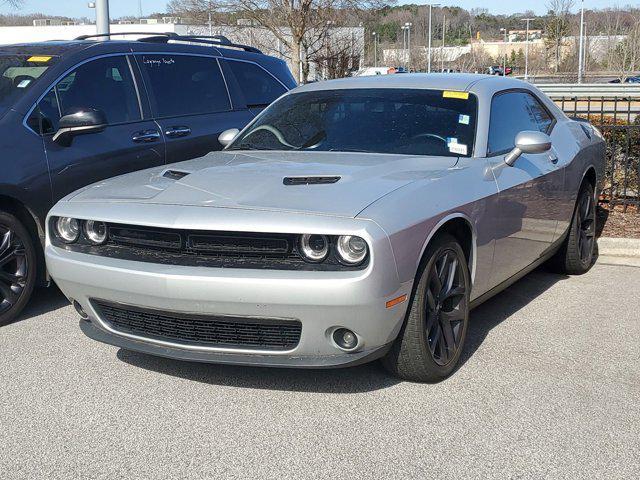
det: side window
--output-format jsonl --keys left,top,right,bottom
{"left": 488, "top": 91, "right": 554, "bottom": 155}
{"left": 138, "top": 54, "right": 230, "bottom": 117}
{"left": 28, "top": 56, "right": 140, "bottom": 134}
{"left": 56, "top": 56, "right": 141, "bottom": 124}
{"left": 227, "top": 60, "right": 286, "bottom": 107}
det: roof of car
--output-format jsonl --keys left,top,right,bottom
{"left": 295, "top": 73, "right": 528, "bottom": 94}
{"left": 0, "top": 41, "right": 94, "bottom": 56}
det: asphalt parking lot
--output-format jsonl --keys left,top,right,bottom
{"left": 1, "top": 259, "right": 639, "bottom": 479}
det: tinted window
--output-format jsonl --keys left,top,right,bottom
{"left": 229, "top": 89, "right": 478, "bottom": 157}
{"left": 139, "top": 54, "right": 230, "bottom": 117}
{"left": 488, "top": 91, "right": 554, "bottom": 154}
{"left": 55, "top": 56, "right": 140, "bottom": 125}
{"left": 228, "top": 60, "right": 286, "bottom": 106}
{"left": 27, "top": 56, "right": 140, "bottom": 134}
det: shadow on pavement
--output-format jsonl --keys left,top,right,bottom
{"left": 11, "top": 284, "right": 69, "bottom": 325}
{"left": 458, "top": 266, "right": 567, "bottom": 367}
{"left": 117, "top": 266, "right": 568, "bottom": 392}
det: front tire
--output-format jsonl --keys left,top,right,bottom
{"left": 382, "top": 234, "right": 470, "bottom": 382}
{"left": 0, "top": 212, "right": 37, "bottom": 326}
{"left": 555, "top": 183, "right": 596, "bottom": 275}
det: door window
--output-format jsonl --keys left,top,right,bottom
{"left": 27, "top": 55, "right": 141, "bottom": 134}
{"left": 487, "top": 91, "right": 554, "bottom": 155}
{"left": 227, "top": 60, "right": 286, "bottom": 107}
{"left": 138, "top": 54, "right": 230, "bottom": 117}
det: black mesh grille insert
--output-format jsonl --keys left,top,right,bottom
{"left": 93, "top": 300, "right": 302, "bottom": 351}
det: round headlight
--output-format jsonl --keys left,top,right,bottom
{"left": 84, "top": 220, "right": 107, "bottom": 245}
{"left": 299, "top": 234, "right": 329, "bottom": 262}
{"left": 336, "top": 235, "right": 368, "bottom": 265}
{"left": 55, "top": 217, "right": 80, "bottom": 243}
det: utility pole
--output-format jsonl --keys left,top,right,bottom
{"left": 208, "top": 11, "right": 212, "bottom": 36}
{"left": 405, "top": 22, "right": 412, "bottom": 71}
{"left": 138, "top": 0, "right": 142, "bottom": 19}
{"left": 95, "top": 0, "right": 110, "bottom": 39}
{"left": 578, "top": 0, "right": 585, "bottom": 83}
{"left": 522, "top": 18, "right": 534, "bottom": 81}
{"left": 427, "top": 4, "right": 440, "bottom": 73}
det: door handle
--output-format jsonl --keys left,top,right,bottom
{"left": 132, "top": 130, "right": 160, "bottom": 143}
{"left": 165, "top": 126, "right": 191, "bottom": 138}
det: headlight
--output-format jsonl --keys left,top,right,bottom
{"left": 55, "top": 217, "right": 80, "bottom": 243}
{"left": 84, "top": 220, "right": 107, "bottom": 245}
{"left": 299, "top": 234, "right": 329, "bottom": 262}
{"left": 336, "top": 235, "right": 368, "bottom": 265}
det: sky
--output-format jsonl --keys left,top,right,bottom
{"left": 0, "top": 0, "right": 637, "bottom": 19}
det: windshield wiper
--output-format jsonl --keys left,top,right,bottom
{"left": 326, "top": 147, "right": 374, "bottom": 153}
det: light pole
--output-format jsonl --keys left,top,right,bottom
{"left": 500, "top": 27, "right": 507, "bottom": 76}
{"left": 578, "top": 0, "right": 585, "bottom": 83}
{"left": 405, "top": 22, "right": 412, "bottom": 71}
{"left": 372, "top": 32, "right": 378, "bottom": 68}
{"left": 95, "top": 0, "right": 110, "bottom": 39}
{"left": 440, "top": 15, "right": 446, "bottom": 72}
{"left": 427, "top": 4, "right": 440, "bottom": 73}
{"left": 522, "top": 18, "right": 534, "bottom": 81}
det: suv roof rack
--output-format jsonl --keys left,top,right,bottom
{"left": 74, "top": 32, "right": 262, "bottom": 54}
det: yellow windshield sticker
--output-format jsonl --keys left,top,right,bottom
{"left": 443, "top": 90, "right": 469, "bottom": 100}
{"left": 27, "top": 56, "right": 52, "bottom": 63}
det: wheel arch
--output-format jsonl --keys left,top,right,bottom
{"left": 415, "top": 213, "right": 477, "bottom": 287}
{"left": 0, "top": 194, "right": 46, "bottom": 284}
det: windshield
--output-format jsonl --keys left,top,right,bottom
{"left": 0, "top": 55, "right": 55, "bottom": 108}
{"left": 228, "top": 88, "right": 478, "bottom": 157}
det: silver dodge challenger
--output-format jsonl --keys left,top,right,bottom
{"left": 45, "top": 74, "right": 604, "bottom": 382}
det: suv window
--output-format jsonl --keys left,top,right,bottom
{"left": 28, "top": 55, "right": 140, "bottom": 134}
{"left": 227, "top": 60, "right": 286, "bottom": 107}
{"left": 488, "top": 91, "right": 554, "bottom": 155}
{"left": 139, "top": 54, "right": 230, "bottom": 117}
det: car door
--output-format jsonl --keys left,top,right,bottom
{"left": 485, "top": 90, "right": 563, "bottom": 285}
{"left": 135, "top": 53, "right": 254, "bottom": 164}
{"left": 33, "top": 54, "right": 165, "bottom": 202}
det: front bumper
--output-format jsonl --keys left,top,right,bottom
{"left": 45, "top": 207, "right": 411, "bottom": 368}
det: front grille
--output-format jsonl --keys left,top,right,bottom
{"left": 93, "top": 300, "right": 302, "bottom": 351}
{"left": 51, "top": 221, "right": 368, "bottom": 271}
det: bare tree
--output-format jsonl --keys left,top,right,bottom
{"left": 1, "top": 0, "right": 24, "bottom": 7}
{"left": 169, "top": 0, "right": 391, "bottom": 83}
{"left": 545, "top": 0, "right": 574, "bottom": 73}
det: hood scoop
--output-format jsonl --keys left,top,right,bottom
{"left": 162, "top": 169, "right": 192, "bottom": 181}
{"left": 283, "top": 176, "right": 341, "bottom": 186}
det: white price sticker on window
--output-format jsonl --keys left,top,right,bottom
{"left": 448, "top": 142, "right": 468, "bottom": 155}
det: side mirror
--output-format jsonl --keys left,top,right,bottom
{"left": 52, "top": 108, "right": 107, "bottom": 147}
{"left": 504, "top": 130, "right": 552, "bottom": 167}
{"left": 218, "top": 128, "right": 240, "bottom": 147}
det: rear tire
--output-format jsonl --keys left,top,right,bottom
{"left": 554, "top": 183, "right": 596, "bottom": 275}
{"left": 382, "top": 234, "right": 470, "bottom": 382}
{"left": 0, "top": 212, "right": 37, "bottom": 326}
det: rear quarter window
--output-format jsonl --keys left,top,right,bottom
{"left": 227, "top": 60, "right": 287, "bottom": 107}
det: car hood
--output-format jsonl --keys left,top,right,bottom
{"left": 66, "top": 150, "right": 458, "bottom": 218}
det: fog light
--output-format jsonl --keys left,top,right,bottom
{"left": 333, "top": 328, "right": 358, "bottom": 351}
{"left": 72, "top": 300, "right": 88, "bottom": 319}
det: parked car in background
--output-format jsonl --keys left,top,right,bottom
{"left": 46, "top": 74, "right": 604, "bottom": 382}
{"left": 0, "top": 33, "right": 295, "bottom": 325}
{"left": 487, "top": 65, "right": 512, "bottom": 75}
{"left": 609, "top": 76, "right": 640, "bottom": 83}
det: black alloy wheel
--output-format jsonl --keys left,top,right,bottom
{"left": 576, "top": 189, "right": 596, "bottom": 264}
{"left": 0, "top": 212, "right": 37, "bottom": 326}
{"left": 382, "top": 233, "right": 470, "bottom": 382}
{"left": 424, "top": 249, "right": 468, "bottom": 366}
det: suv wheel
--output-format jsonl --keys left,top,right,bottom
{"left": 382, "top": 234, "right": 470, "bottom": 382}
{"left": 0, "top": 212, "right": 37, "bottom": 326}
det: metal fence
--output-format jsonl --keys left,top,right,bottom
{"left": 557, "top": 96, "right": 639, "bottom": 212}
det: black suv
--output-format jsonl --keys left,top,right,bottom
{"left": 0, "top": 33, "right": 296, "bottom": 324}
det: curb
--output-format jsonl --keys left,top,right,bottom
{"left": 597, "top": 237, "right": 640, "bottom": 257}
